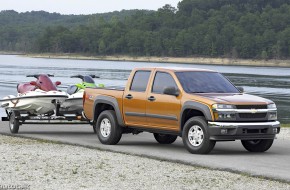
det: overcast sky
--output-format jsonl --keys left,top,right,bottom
{"left": 0, "top": 0, "right": 181, "bottom": 15}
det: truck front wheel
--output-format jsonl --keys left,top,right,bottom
{"left": 96, "top": 110, "right": 122, "bottom": 145}
{"left": 182, "top": 116, "right": 215, "bottom": 154}
{"left": 153, "top": 133, "right": 177, "bottom": 144}
{"left": 241, "top": 139, "right": 274, "bottom": 152}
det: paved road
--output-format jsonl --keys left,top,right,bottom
{"left": 0, "top": 122, "right": 290, "bottom": 182}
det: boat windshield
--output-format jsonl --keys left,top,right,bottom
{"left": 175, "top": 71, "right": 239, "bottom": 93}
{"left": 83, "top": 76, "right": 95, "bottom": 84}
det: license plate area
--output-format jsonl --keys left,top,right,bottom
{"left": 242, "top": 128, "right": 268, "bottom": 134}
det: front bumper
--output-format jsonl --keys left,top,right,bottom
{"left": 208, "top": 121, "right": 280, "bottom": 141}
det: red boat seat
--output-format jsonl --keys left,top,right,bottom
{"left": 17, "top": 83, "right": 37, "bottom": 94}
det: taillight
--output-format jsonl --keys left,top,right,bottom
{"left": 83, "top": 91, "right": 86, "bottom": 107}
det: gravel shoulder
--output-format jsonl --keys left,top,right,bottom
{"left": 0, "top": 134, "right": 290, "bottom": 190}
{"left": 277, "top": 127, "right": 290, "bottom": 140}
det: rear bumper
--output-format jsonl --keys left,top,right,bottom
{"left": 208, "top": 121, "right": 280, "bottom": 141}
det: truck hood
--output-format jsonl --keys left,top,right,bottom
{"left": 192, "top": 93, "right": 273, "bottom": 105}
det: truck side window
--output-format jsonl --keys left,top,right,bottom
{"left": 152, "top": 72, "right": 178, "bottom": 94}
{"left": 130, "top": 71, "right": 151, "bottom": 92}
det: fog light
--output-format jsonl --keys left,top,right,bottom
{"left": 273, "top": 128, "right": 278, "bottom": 134}
{"left": 221, "top": 129, "right": 228, "bottom": 134}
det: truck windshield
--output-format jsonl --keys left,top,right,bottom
{"left": 175, "top": 71, "right": 240, "bottom": 93}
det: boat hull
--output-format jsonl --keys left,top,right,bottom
{"left": 60, "top": 91, "right": 83, "bottom": 114}
{"left": 1, "top": 90, "right": 68, "bottom": 115}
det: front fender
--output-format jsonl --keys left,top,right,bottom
{"left": 180, "top": 101, "right": 213, "bottom": 129}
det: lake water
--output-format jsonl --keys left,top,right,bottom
{"left": 0, "top": 55, "right": 289, "bottom": 123}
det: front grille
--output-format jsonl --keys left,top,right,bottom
{"left": 236, "top": 105, "right": 267, "bottom": 109}
{"left": 239, "top": 113, "right": 267, "bottom": 119}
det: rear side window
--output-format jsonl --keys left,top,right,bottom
{"left": 130, "top": 71, "right": 151, "bottom": 92}
{"left": 152, "top": 72, "right": 178, "bottom": 94}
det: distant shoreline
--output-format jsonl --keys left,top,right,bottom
{"left": 0, "top": 51, "right": 24, "bottom": 55}
{"left": 5, "top": 52, "right": 290, "bottom": 67}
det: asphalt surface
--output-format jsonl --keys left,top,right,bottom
{"left": 0, "top": 121, "right": 290, "bottom": 182}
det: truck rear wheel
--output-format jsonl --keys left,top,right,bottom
{"left": 241, "top": 139, "right": 274, "bottom": 152}
{"left": 96, "top": 110, "right": 122, "bottom": 145}
{"left": 153, "top": 133, "right": 177, "bottom": 144}
{"left": 182, "top": 116, "right": 215, "bottom": 154}
{"left": 9, "top": 111, "right": 20, "bottom": 134}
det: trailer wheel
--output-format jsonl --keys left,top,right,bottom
{"left": 9, "top": 111, "right": 20, "bottom": 134}
{"left": 241, "top": 139, "right": 274, "bottom": 152}
{"left": 96, "top": 110, "right": 122, "bottom": 145}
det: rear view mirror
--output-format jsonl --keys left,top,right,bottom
{"left": 55, "top": 81, "right": 61, "bottom": 86}
{"left": 163, "top": 86, "right": 180, "bottom": 96}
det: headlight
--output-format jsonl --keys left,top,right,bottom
{"left": 212, "top": 104, "right": 236, "bottom": 121}
{"left": 267, "top": 104, "right": 277, "bottom": 120}
{"left": 216, "top": 113, "right": 236, "bottom": 119}
{"left": 212, "top": 104, "right": 235, "bottom": 110}
{"left": 267, "top": 103, "right": 276, "bottom": 109}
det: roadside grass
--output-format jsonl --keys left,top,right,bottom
{"left": 281, "top": 124, "right": 290, "bottom": 128}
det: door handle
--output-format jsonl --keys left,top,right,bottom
{"left": 148, "top": 96, "right": 156, "bottom": 101}
{"left": 125, "top": 94, "right": 133, "bottom": 99}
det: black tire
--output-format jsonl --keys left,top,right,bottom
{"left": 153, "top": 133, "right": 177, "bottom": 144}
{"left": 95, "top": 110, "right": 122, "bottom": 145}
{"left": 241, "top": 139, "right": 274, "bottom": 152}
{"left": 182, "top": 116, "right": 216, "bottom": 154}
{"left": 9, "top": 111, "right": 20, "bottom": 134}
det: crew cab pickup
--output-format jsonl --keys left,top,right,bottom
{"left": 83, "top": 67, "right": 280, "bottom": 154}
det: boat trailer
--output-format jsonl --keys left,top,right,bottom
{"left": 1, "top": 110, "right": 92, "bottom": 134}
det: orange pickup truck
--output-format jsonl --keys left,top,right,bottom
{"left": 83, "top": 67, "right": 280, "bottom": 154}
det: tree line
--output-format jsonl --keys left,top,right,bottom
{"left": 0, "top": 0, "right": 289, "bottom": 59}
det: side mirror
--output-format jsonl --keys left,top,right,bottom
{"left": 163, "top": 86, "right": 180, "bottom": 96}
{"left": 30, "top": 81, "right": 37, "bottom": 86}
{"left": 55, "top": 81, "right": 61, "bottom": 86}
{"left": 237, "top": 86, "right": 244, "bottom": 93}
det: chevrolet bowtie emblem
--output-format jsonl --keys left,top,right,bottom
{"left": 251, "top": 109, "right": 258, "bottom": 114}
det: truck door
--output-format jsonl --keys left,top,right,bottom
{"left": 123, "top": 70, "right": 151, "bottom": 126}
{"left": 146, "top": 71, "right": 181, "bottom": 131}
